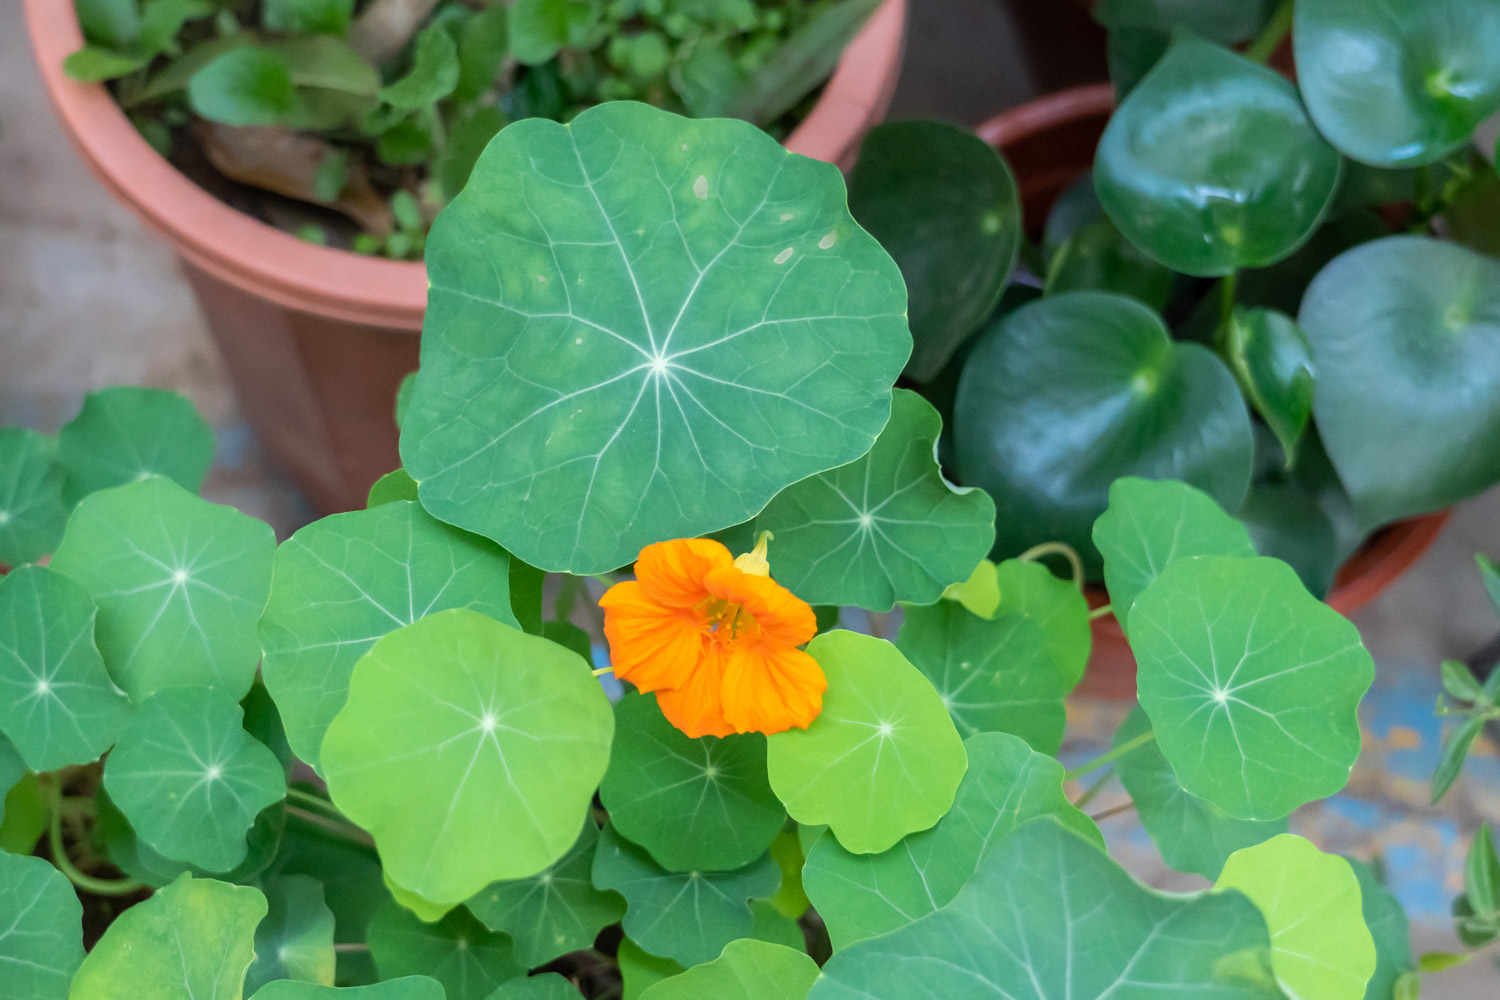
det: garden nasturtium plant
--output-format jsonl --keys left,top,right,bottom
{"left": 0, "top": 102, "right": 1436, "bottom": 1000}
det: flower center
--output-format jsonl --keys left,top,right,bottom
{"left": 698, "top": 596, "right": 761, "bottom": 642}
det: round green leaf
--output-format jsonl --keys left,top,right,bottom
{"left": 189, "top": 47, "right": 299, "bottom": 126}
{"left": 592, "top": 823, "right": 780, "bottom": 968}
{"left": 846, "top": 121, "right": 1020, "bottom": 381}
{"left": 600, "top": 692, "right": 784, "bottom": 873}
{"left": 618, "top": 939, "right": 684, "bottom": 1000}
{"left": 1349, "top": 859, "right": 1414, "bottom": 1000}
{"left": 752, "top": 390, "right": 996, "bottom": 611}
{"left": 56, "top": 387, "right": 215, "bottom": 506}
{"left": 49, "top": 476, "right": 275, "bottom": 701}
{"left": 466, "top": 816, "right": 626, "bottom": 968}
{"left": 1299, "top": 236, "right": 1500, "bottom": 528}
{"left": 808, "top": 817, "right": 1283, "bottom": 1000}
{"left": 485, "top": 973, "right": 580, "bottom": 1000}
{"left": 250, "top": 978, "right": 445, "bottom": 1000}
{"left": 765, "top": 631, "right": 966, "bottom": 855}
{"left": 1216, "top": 835, "right": 1377, "bottom": 1000}
{"left": 245, "top": 875, "right": 337, "bottom": 995}
{"left": 1295, "top": 0, "right": 1500, "bottom": 167}
{"left": 954, "top": 292, "right": 1253, "bottom": 575}
{"left": 1132, "top": 555, "right": 1372, "bottom": 820}
{"left": 803, "top": 732, "right": 1101, "bottom": 950}
{"left": 1091, "top": 476, "right": 1257, "bottom": 627}
{"left": 96, "top": 785, "right": 285, "bottom": 890}
{"left": 321, "top": 609, "right": 613, "bottom": 906}
{"left": 403, "top": 101, "right": 910, "bottom": 574}
{"left": 0, "top": 428, "right": 65, "bottom": 567}
{"left": 0, "top": 565, "right": 131, "bottom": 771}
{"left": 104, "top": 685, "right": 286, "bottom": 872}
{"left": 1094, "top": 0, "right": 1276, "bottom": 45}
{"left": 259, "top": 501, "right": 517, "bottom": 773}
{"left": 1112, "top": 707, "right": 1285, "bottom": 881}
{"left": 0, "top": 850, "right": 84, "bottom": 1000}
{"left": 990, "top": 559, "right": 1091, "bottom": 687}
{"left": 1095, "top": 35, "right": 1342, "bottom": 277}
{"left": 1225, "top": 309, "right": 1315, "bottom": 470}
{"left": 366, "top": 899, "right": 523, "bottom": 1000}
{"left": 70, "top": 873, "right": 267, "bottom": 1000}
{"left": 639, "top": 939, "right": 818, "bottom": 1000}
{"left": 894, "top": 602, "right": 1068, "bottom": 754}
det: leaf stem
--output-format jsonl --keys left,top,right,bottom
{"left": 1088, "top": 603, "right": 1114, "bottom": 621}
{"left": 333, "top": 942, "right": 371, "bottom": 954}
{"left": 1064, "top": 729, "right": 1155, "bottom": 783}
{"left": 592, "top": 666, "right": 614, "bottom": 677}
{"left": 42, "top": 777, "right": 145, "bottom": 897}
{"left": 1089, "top": 801, "right": 1138, "bottom": 823}
{"left": 1072, "top": 769, "right": 1115, "bottom": 810}
{"left": 1245, "top": 0, "right": 1294, "bottom": 64}
{"left": 1016, "top": 542, "right": 1085, "bottom": 591}
{"left": 285, "top": 805, "right": 376, "bottom": 848}
{"left": 1219, "top": 270, "right": 1239, "bottom": 330}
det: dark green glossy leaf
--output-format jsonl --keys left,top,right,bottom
{"left": 1094, "top": 0, "right": 1276, "bottom": 45}
{"left": 1295, "top": 0, "right": 1500, "bottom": 167}
{"left": 246, "top": 875, "right": 337, "bottom": 994}
{"left": 1349, "top": 860, "right": 1414, "bottom": 1000}
{"left": 638, "top": 939, "right": 818, "bottom": 1000}
{"left": 954, "top": 291, "right": 1253, "bottom": 575}
{"left": 0, "top": 428, "right": 65, "bottom": 567}
{"left": 189, "top": 47, "right": 300, "bottom": 126}
{"left": 380, "top": 26, "right": 460, "bottom": 110}
{"left": 0, "top": 850, "right": 84, "bottom": 1000}
{"left": 367, "top": 900, "right": 523, "bottom": 1000}
{"left": 1096, "top": 35, "right": 1342, "bottom": 277}
{"left": 1226, "top": 308, "right": 1315, "bottom": 469}
{"left": 847, "top": 122, "right": 1020, "bottom": 381}
{"left": 1236, "top": 484, "right": 1339, "bottom": 599}
{"left": 1105, "top": 27, "right": 1170, "bottom": 98}
{"left": 1043, "top": 177, "right": 1172, "bottom": 309}
{"left": 56, "top": 387, "right": 214, "bottom": 506}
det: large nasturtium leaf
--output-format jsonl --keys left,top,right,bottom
{"left": 1112, "top": 708, "right": 1285, "bottom": 881}
{"left": 95, "top": 786, "right": 285, "bottom": 890}
{"left": 321, "top": 609, "right": 613, "bottom": 906}
{"left": 954, "top": 292, "right": 1253, "bottom": 575}
{"left": 0, "top": 565, "right": 131, "bottom": 772}
{"left": 895, "top": 602, "right": 1068, "bottom": 753}
{"left": 1299, "top": 237, "right": 1500, "bottom": 529}
{"left": 466, "top": 816, "right": 626, "bottom": 968}
{"left": 56, "top": 386, "right": 216, "bottom": 506}
{"left": 103, "top": 685, "right": 286, "bottom": 872}
{"left": 752, "top": 390, "right": 995, "bottom": 611}
{"left": 1348, "top": 860, "right": 1414, "bottom": 1000}
{"left": 366, "top": 899, "right": 523, "bottom": 1000}
{"left": 402, "top": 101, "right": 911, "bottom": 574}
{"left": 600, "top": 692, "right": 784, "bottom": 872}
{"left": 846, "top": 121, "right": 1020, "bottom": 382}
{"left": 250, "top": 979, "right": 445, "bottom": 1000}
{"left": 245, "top": 875, "right": 337, "bottom": 995}
{"left": 1295, "top": 0, "right": 1500, "bottom": 167}
{"left": 1131, "top": 555, "right": 1372, "bottom": 820}
{"left": 0, "top": 428, "right": 65, "bottom": 567}
{"left": 639, "top": 939, "right": 818, "bottom": 1000}
{"left": 259, "top": 500, "right": 517, "bottom": 773}
{"left": 1216, "top": 835, "right": 1377, "bottom": 1000}
{"left": 808, "top": 818, "right": 1283, "bottom": 1000}
{"left": 1095, "top": 35, "right": 1342, "bottom": 277}
{"left": 0, "top": 851, "right": 84, "bottom": 1000}
{"left": 1091, "top": 477, "right": 1257, "bottom": 629}
{"left": 485, "top": 973, "right": 581, "bottom": 1000}
{"left": 765, "top": 631, "right": 966, "bottom": 855}
{"left": 803, "top": 733, "right": 1101, "bottom": 950}
{"left": 70, "top": 873, "right": 267, "bottom": 1000}
{"left": 49, "top": 476, "right": 275, "bottom": 701}
{"left": 592, "top": 823, "right": 780, "bottom": 968}
{"left": 1225, "top": 309, "right": 1315, "bottom": 470}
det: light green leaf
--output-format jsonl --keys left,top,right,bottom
{"left": 990, "top": 559, "right": 1090, "bottom": 688}
{"left": 766, "top": 631, "right": 965, "bottom": 854}
{"left": 366, "top": 899, "right": 523, "bottom": 1000}
{"left": 600, "top": 692, "right": 784, "bottom": 872}
{"left": 639, "top": 939, "right": 818, "bottom": 1000}
{"left": 466, "top": 816, "right": 625, "bottom": 968}
{"left": 803, "top": 732, "right": 1101, "bottom": 949}
{"left": 322, "top": 609, "right": 613, "bottom": 906}
{"left": 0, "top": 773, "right": 47, "bottom": 857}
{"left": 0, "top": 735, "right": 23, "bottom": 828}
{"left": 367, "top": 469, "right": 420, "bottom": 507}
{"left": 1216, "top": 835, "right": 1376, "bottom": 1000}
{"left": 618, "top": 939, "right": 684, "bottom": 1000}
{"left": 1432, "top": 714, "right": 1486, "bottom": 805}
{"left": 103, "top": 685, "right": 285, "bottom": 872}
{"left": 592, "top": 823, "right": 779, "bottom": 967}
{"left": 484, "top": 974, "right": 580, "bottom": 1000}
{"left": 752, "top": 390, "right": 995, "bottom": 611}
{"left": 379, "top": 26, "right": 460, "bottom": 110}
{"left": 266, "top": 36, "right": 379, "bottom": 96}
{"left": 251, "top": 979, "right": 444, "bottom": 1000}
{"left": 1091, "top": 476, "right": 1257, "bottom": 627}
{"left": 56, "top": 387, "right": 215, "bottom": 506}
{"left": 259, "top": 500, "right": 516, "bottom": 773}
{"left": 894, "top": 602, "right": 1068, "bottom": 753}
{"left": 1132, "top": 555, "right": 1372, "bottom": 820}
{"left": 50, "top": 476, "right": 275, "bottom": 701}
{"left": 1225, "top": 309, "right": 1315, "bottom": 469}
{"left": 0, "top": 429, "right": 65, "bottom": 566}
{"left": 262, "top": 0, "right": 354, "bottom": 35}
{"left": 245, "top": 875, "right": 336, "bottom": 995}
{"left": 1112, "top": 707, "right": 1285, "bottom": 880}
{"left": 1349, "top": 860, "right": 1414, "bottom": 1000}
{"left": 403, "top": 101, "right": 910, "bottom": 574}
{"left": 941, "top": 559, "right": 1000, "bottom": 619}
{"left": 70, "top": 873, "right": 267, "bottom": 1000}
{"left": 189, "top": 47, "right": 299, "bottom": 127}
{"left": 809, "top": 817, "right": 1283, "bottom": 1000}
{"left": 0, "top": 851, "right": 84, "bottom": 1000}
{"left": 0, "top": 565, "right": 131, "bottom": 771}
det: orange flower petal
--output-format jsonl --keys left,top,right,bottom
{"left": 704, "top": 567, "right": 817, "bottom": 647}
{"left": 719, "top": 642, "right": 826, "bottom": 735}
{"left": 635, "top": 538, "right": 733, "bottom": 609}
{"left": 654, "top": 645, "right": 735, "bottom": 738}
{"left": 599, "top": 580, "right": 703, "bottom": 693}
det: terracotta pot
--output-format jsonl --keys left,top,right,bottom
{"left": 25, "top": 0, "right": 908, "bottom": 514}
{"left": 975, "top": 85, "right": 1451, "bottom": 699}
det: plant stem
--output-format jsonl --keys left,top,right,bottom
{"left": 1016, "top": 541, "right": 1085, "bottom": 591}
{"left": 285, "top": 805, "right": 376, "bottom": 848}
{"left": 592, "top": 666, "right": 614, "bottom": 677}
{"left": 1219, "top": 270, "right": 1239, "bottom": 330}
{"left": 43, "top": 777, "right": 144, "bottom": 897}
{"left": 333, "top": 943, "right": 371, "bottom": 954}
{"left": 1064, "top": 729, "right": 1155, "bottom": 783}
{"left": 1089, "top": 801, "right": 1138, "bottom": 823}
{"left": 1072, "top": 769, "right": 1115, "bottom": 810}
{"left": 1088, "top": 603, "right": 1114, "bottom": 621}
{"left": 1245, "top": 0, "right": 1294, "bottom": 64}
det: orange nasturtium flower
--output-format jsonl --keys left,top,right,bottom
{"left": 599, "top": 533, "right": 826, "bottom": 738}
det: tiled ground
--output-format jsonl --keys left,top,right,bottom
{"left": 4, "top": 0, "right": 1500, "bottom": 993}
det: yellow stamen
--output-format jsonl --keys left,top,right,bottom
{"left": 733, "top": 531, "right": 774, "bottom": 577}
